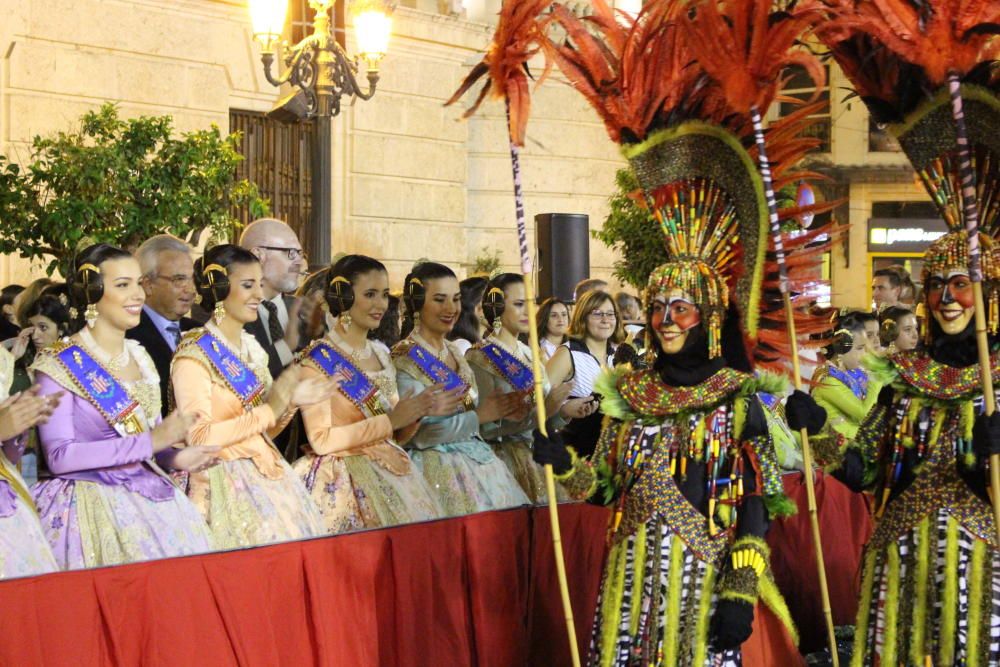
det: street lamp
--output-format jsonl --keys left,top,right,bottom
{"left": 249, "top": 0, "right": 392, "bottom": 266}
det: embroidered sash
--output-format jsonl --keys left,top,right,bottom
{"left": 479, "top": 341, "right": 533, "bottom": 392}
{"left": 305, "top": 341, "right": 383, "bottom": 416}
{"left": 407, "top": 343, "right": 467, "bottom": 393}
{"left": 826, "top": 365, "right": 868, "bottom": 400}
{"left": 195, "top": 332, "right": 265, "bottom": 409}
{"left": 55, "top": 344, "right": 145, "bottom": 435}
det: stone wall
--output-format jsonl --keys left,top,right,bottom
{"left": 0, "top": 0, "right": 629, "bottom": 293}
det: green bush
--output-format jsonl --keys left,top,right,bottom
{"left": 592, "top": 167, "right": 665, "bottom": 291}
{"left": 0, "top": 103, "right": 268, "bottom": 275}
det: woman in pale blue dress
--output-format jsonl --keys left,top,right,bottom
{"left": 393, "top": 262, "right": 529, "bottom": 516}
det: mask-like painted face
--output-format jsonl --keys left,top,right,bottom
{"left": 926, "top": 270, "right": 974, "bottom": 335}
{"left": 651, "top": 288, "right": 701, "bottom": 354}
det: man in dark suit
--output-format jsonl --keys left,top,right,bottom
{"left": 240, "top": 218, "right": 313, "bottom": 460}
{"left": 239, "top": 218, "right": 309, "bottom": 380}
{"left": 127, "top": 235, "right": 198, "bottom": 416}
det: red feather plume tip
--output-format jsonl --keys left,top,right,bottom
{"left": 682, "top": 0, "right": 827, "bottom": 117}
{"left": 444, "top": 0, "right": 554, "bottom": 146}
{"left": 814, "top": 0, "right": 1000, "bottom": 104}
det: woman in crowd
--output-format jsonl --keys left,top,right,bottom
{"left": 171, "top": 244, "right": 335, "bottom": 548}
{"left": 810, "top": 312, "right": 879, "bottom": 445}
{"left": 448, "top": 276, "right": 488, "bottom": 356}
{"left": 537, "top": 297, "right": 570, "bottom": 363}
{"left": 0, "top": 345, "right": 59, "bottom": 579}
{"left": 466, "top": 273, "right": 572, "bottom": 502}
{"left": 31, "top": 244, "right": 217, "bottom": 569}
{"left": 544, "top": 290, "right": 622, "bottom": 458}
{"left": 393, "top": 261, "right": 529, "bottom": 515}
{"left": 878, "top": 305, "right": 919, "bottom": 354}
{"left": 293, "top": 254, "right": 443, "bottom": 533}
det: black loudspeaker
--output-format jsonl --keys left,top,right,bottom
{"left": 535, "top": 213, "right": 590, "bottom": 303}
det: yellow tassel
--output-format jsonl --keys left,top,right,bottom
{"left": 883, "top": 544, "right": 901, "bottom": 667}
{"left": 708, "top": 498, "right": 717, "bottom": 536}
{"left": 939, "top": 517, "right": 959, "bottom": 665}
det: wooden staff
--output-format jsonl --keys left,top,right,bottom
{"left": 946, "top": 74, "right": 1000, "bottom": 544}
{"left": 750, "top": 106, "right": 839, "bottom": 666}
{"left": 506, "top": 102, "right": 581, "bottom": 667}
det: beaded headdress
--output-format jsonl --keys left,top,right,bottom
{"left": 817, "top": 0, "right": 1000, "bottom": 331}
{"left": 449, "top": 0, "right": 836, "bottom": 368}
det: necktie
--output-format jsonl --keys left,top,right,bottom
{"left": 165, "top": 322, "right": 181, "bottom": 350}
{"left": 262, "top": 300, "right": 285, "bottom": 344}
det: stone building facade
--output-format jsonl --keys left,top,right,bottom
{"left": 0, "top": 0, "right": 930, "bottom": 308}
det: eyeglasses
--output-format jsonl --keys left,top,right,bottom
{"left": 258, "top": 246, "right": 305, "bottom": 261}
{"left": 153, "top": 274, "right": 195, "bottom": 288}
{"left": 588, "top": 310, "right": 617, "bottom": 321}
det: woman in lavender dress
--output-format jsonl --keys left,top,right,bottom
{"left": 31, "top": 244, "right": 218, "bottom": 569}
{"left": 0, "top": 346, "right": 59, "bottom": 579}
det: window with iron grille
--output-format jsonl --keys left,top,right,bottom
{"left": 230, "top": 109, "right": 314, "bottom": 242}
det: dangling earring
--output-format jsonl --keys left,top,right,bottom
{"left": 341, "top": 313, "right": 353, "bottom": 332}
{"left": 413, "top": 311, "right": 421, "bottom": 332}
{"left": 492, "top": 316, "right": 502, "bottom": 337}
{"left": 213, "top": 302, "right": 226, "bottom": 326}
{"left": 85, "top": 304, "right": 98, "bottom": 329}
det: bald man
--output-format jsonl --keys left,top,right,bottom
{"left": 239, "top": 218, "right": 307, "bottom": 380}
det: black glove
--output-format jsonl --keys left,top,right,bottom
{"left": 710, "top": 598, "right": 755, "bottom": 651}
{"left": 973, "top": 412, "right": 1000, "bottom": 459}
{"left": 832, "top": 448, "right": 865, "bottom": 493}
{"left": 785, "top": 390, "right": 827, "bottom": 435}
{"left": 877, "top": 384, "right": 895, "bottom": 409}
{"left": 532, "top": 428, "right": 572, "bottom": 475}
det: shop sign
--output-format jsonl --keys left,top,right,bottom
{"left": 867, "top": 217, "right": 948, "bottom": 253}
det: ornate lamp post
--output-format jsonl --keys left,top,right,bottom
{"left": 249, "top": 0, "right": 391, "bottom": 266}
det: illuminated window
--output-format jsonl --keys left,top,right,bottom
{"left": 777, "top": 63, "right": 831, "bottom": 153}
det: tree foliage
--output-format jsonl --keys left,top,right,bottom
{"left": 0, "top": 103, "right": 269, "bottom": 275}
{"left": 592, "top": 167, "right": 666, "bottom": 291}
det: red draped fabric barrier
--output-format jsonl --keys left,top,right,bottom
{"left": 768, "top": 471, "right": 874, "bottom": 654}
{"left": 0, "top": 502, "right": 809, "bottom": 666}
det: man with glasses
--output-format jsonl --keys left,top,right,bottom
{"left": 239, "top": 218, "right": 308, "bottom": 381}
{"left": 128, "top": 234, "right": 198, "bottom": 415}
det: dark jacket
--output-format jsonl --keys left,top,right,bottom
{"left": 126, "top": 309, "right": 197, "bottom": 416}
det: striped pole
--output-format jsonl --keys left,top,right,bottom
{"left": 506, "top": 101, "right": 581, "bottom": 667}
{"left": 947, "top": 73, "right": 1000, "bottom": 544}
{"left": 751, "top": 105, "right": 839, "bottom": 667}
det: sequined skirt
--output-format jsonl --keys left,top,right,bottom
{"left": 32, "top": 478, "right": 213, "bottom": 570}
{"left": 852, "top": 508, "right": 1000, "bottom": 667}
{"left": 490, "top": 436, "right": 568, "bottom": 505}
{"left": 189, "top": 458, "right": 326, "bottom": 549}
{"left": 0, "top": 490, "right": 58, "bottom": 579}
{"left": 410, "top": 441, "right": 530, "bottom": 517}
{"left": 294, "top": 452, "right": 443, "bottom": 534}
{"left": 590, "top": 514, "right": 740, "bottom": 667}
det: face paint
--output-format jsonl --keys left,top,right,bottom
{"left": 926, "top": 270, "right": 975, "bottom": 335}
{"left": 651, "top": 289, "right": 701, "bottom": 354}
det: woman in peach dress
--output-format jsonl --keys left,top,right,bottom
{"left": 293, "top": 255, "right": 443, "bottom": 533}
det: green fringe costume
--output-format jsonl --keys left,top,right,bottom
{"left": 558, "top": 367, "right": 797, "bottom": 666}
{"left": 847, "top": 351, "right": 1000, "bottom": 666}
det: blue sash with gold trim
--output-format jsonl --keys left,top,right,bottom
{"left": 307, "top": 341, "right": 382, "bottom": 414}
{"left": 408, "top": 344, "right": 466, "bottom": 392}
{"left": 196, "top": 332, "right": 265, "bottom": 408}
{"left": 56, "top": 344, "right": 144, "bottom": 434}
{"left": 479, "top": 342, "right": 533, "bottom": 392}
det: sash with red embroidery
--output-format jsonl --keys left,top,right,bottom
{"left": 196, "top": 332, "right": 265, "bottom": 409}
{"left": 479, "top": 341, "right": 533, "bottom": 392}
{"left": 407, "top": 343, "right": 467, "bottom": 393}
{"left": 305, "top": 340, "right": 383, "bottom": 416}
{"left": 55, "top": 343, "right": 145, "bottom": 434}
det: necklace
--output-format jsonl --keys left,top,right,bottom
{"left": 487, "top": 334, "right": 529, "bottom": 363}
{"left": 327, "top": 327, "right": 373, "bottom": 362}
{"left": 411, "top": 331, "right": 450, "bottom": 362}
{"left": 78, "top": 328, "right": 131, "bottom": 374}
{"left": 206, "top": 322, "right": 250, "bottom": 362}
